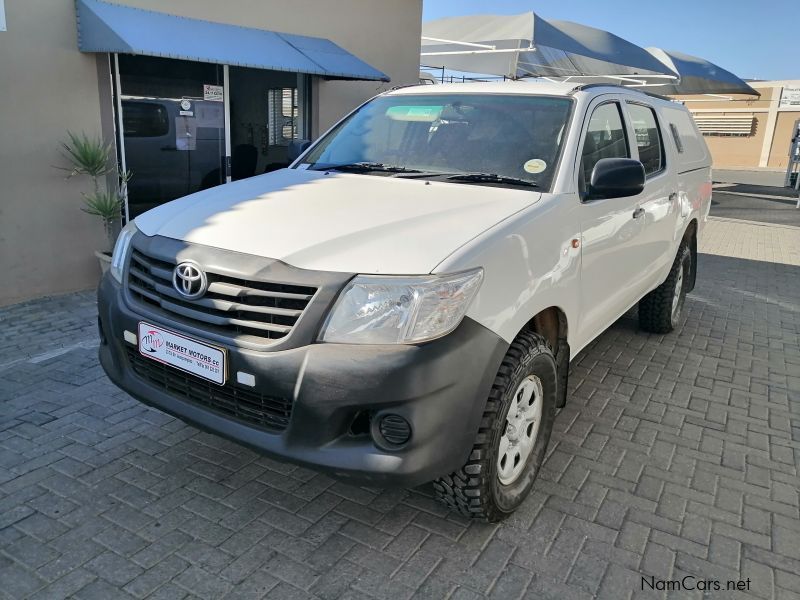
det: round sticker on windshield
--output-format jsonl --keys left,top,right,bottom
{"left": 180, "top": 99, "right": 192, "bottom": 111}
{"left": 523, "top": 159, "right": 547, "bottom": 174}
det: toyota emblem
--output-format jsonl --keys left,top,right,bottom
{"left": 173, "top": 262, "right": 208, "bottom": 300}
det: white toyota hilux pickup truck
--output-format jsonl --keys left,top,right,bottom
{"left": 99, "top": 81, "right": 711, "bottom": 521}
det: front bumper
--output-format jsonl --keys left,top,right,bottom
{"left": 98, "top": 274, "right": 508, "bottom": 486}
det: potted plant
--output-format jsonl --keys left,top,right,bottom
{"left": 59, "top": 131, "right": 131, "bottom": 273}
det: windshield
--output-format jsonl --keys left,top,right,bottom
{"left": 299, "top": 93, "right": 573, "bottom": 191}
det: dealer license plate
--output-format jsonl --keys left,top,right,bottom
{"left": 138, "top": 322, "right": 226, "bottom": 384}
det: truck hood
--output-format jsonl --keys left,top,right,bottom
{"left": 135, "top": 168, "right": 541, "bottom": 274}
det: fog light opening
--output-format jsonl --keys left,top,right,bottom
{"left": 349, "top": 410, "right": 372, "bottom": 436}
{"left": 377, "top": 414, "right": 412, "bottom": 447}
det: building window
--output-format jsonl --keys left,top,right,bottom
{"left": 0, "top": 0, "right": 6, "bottom": 31}
{"left": 691, "top": 114, "right": 755, "bottom": 136}
{"left": 268, "top": 88, "right": 298, "bottom": 146}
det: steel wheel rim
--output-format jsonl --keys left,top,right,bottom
{"left": 497, "top": 375, "right": 544, "bottom": 485}
{"left": 671, "top": 265, "right": 684, "bottom": 322}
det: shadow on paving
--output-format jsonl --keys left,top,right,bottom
{"left": 0, "top": 254, "right": 798, "bottom": 599}
{"left": 710, "top": 189, "right": 800, "bottom": 227}
{"left": 714, "top": 183, "right": 799, "bottom": 199}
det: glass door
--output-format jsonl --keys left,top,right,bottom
{"left": 115, "top": 55, "right": 227, "bottom": 218}
{"left": 228, "top": 67, "right": 305, "bottom": 176}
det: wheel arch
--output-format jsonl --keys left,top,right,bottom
{"left": 519, "top": 306, "right": 570, "bottom": 408}
{"left": 682, "top": 218, "right": 698, "bottom": 292}
{"left": 521, "top": 306, "right": 568, "bottom": 350}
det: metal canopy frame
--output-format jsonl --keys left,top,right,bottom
{"left": 420, "top": 36, "right": 534, "bottom": 59}
{"left": 784, "top": 118, "right": 800, "bottom": 201}
{"left": 421, "top": 12, "right": 678, "bottom": 83}
{"left": 77, "top": 0, "right": 388, "bottom": 82}
{"left": 529, "top": 73, "right": 680, "bottom": 87}
{"left": 420, "top": 34, "right": 680, "bottom": 85}
{"left": 420, "top": 14, "right": 755, "bottom": 97}
{"left": 421, "top": 36, "right": 498, "bottom": 50}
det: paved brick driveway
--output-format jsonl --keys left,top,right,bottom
{"left": 1, "top": 217, "right": 799, "bottom": 599}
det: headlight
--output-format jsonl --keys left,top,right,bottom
{"left": 110, "top": 220, "right": 138, "bottom": 283}
{"left": 320, "top": 268, "right": 483, "bottom": 344}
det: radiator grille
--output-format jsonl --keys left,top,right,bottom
{"left": 127, "top": 248, "right": 316, "bottom": 345}
{"left": 125, "top": 346, "right": 292, "bottom": 432}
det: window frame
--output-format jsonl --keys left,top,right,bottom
{"left": 576, "top": 99, "right": 631, "bottom": 202}
{"left": 624, "top": 100, "right": 667, "bottom": 179}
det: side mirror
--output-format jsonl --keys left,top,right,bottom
{"left": 287, "top": 139, "right": 312, "bottom": 163}
{"left": 588, "top": 158, "right": 645, "bottom": 200}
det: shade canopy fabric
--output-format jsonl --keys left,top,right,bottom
{"left": 646, "top": 48, "right": 759, "bottom": 96}
{"left": 421, "top": 13, "right": 677, "bottom": 80}
{"left": 75, "top": 0, "right": 389, "bottom": 82}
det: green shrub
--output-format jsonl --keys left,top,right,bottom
{"left": 59, "top": 131, "right": 132, "bottom": 251}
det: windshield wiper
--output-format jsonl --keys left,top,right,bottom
{"left": 312, "top": 162, "right": 422, "bottom": 174}
{"left": 446, "top": 173, "right": 539, "bottom": 188}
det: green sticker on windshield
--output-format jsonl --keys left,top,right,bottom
{"left": 386, "top": 105, "right": 443, "bottom": 122}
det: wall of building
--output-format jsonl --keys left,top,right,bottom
{"left": 0, "top": 0, "right": 110, "bottom": 307}
{"left": 679, "top": 82, "right": 800, "bottom": 175}
{"left": 700, "top": 113, "right": 768, "bottom": 169}
{"left": 0, "top": 0, "right": 422, "bottom": 306}
{"left": 768, "top": 112, "right": 799, "bottom": 169}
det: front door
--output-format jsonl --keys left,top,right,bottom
{"left": 116, "top": 55, "right": 226, "bottom": 218}
{"left": 576, "top": 98, "right": 648, "bottom": 348}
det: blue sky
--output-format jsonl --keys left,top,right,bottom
{"left": 422, "top": 1, "right": 798, "bottom": 81}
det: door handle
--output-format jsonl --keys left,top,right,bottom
{"left": 632, "top": 207, "right": 645, "bottom": 219}
{"left": 669, "top": 192, "right": 678, "bottom": 202}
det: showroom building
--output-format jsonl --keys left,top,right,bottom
{"left": 0, "top": 0, "right": 422, "bottom": 305}
{"left": 677, "top": 80, "right": 800, "bottom": 185}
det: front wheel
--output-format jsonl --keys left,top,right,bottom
{"left": 638, "top": 241, "right": 692, "bottom": 334}
{"left": 432, "top": 331, "right": 556, "bottom": 522}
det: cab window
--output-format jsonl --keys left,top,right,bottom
{"left": 627, "top": 103, "right": 664, "bottom": 176}
{"left": 579, "top": 102, "right": 629, "bottom": 196}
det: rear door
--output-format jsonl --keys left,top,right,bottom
{"left": 576, "top": 97, "right": 648, "bottom": 347}
{"left": 621, "top": 100, "right": 679, "bottom": 289}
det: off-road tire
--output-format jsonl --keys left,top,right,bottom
{"left": 638, "top": 241, "right": 692, "bottom": 334}
{"left": 432, "top": 331, "right": 557, "bottom": 522}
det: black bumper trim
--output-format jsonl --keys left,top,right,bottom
{"left": 98, "top": 273, "right": 508, "bottom": 487}
{"left": 124, "top": 346, "right": 293, "bottom": 432}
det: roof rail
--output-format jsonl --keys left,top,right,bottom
{"left": 388, "top": 83, "right": 425, "bottom": 91}
{"left": 570, "top": 82, "right": 673, "bottom": 102}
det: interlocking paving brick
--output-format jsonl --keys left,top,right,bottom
{"left": 84, "top": 550, "right": 144, "bottom": 586}
{"left": 27, "top": 567, "right": 96, "bottom": 600}
{"left": 1, "top": 218, "right": 799, "bottom": 598}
